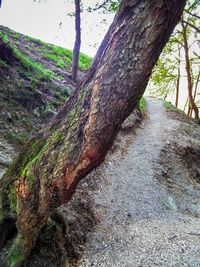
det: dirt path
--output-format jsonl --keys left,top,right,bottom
{"left": 77, "top": 97, "right": 200, "bottom": 266}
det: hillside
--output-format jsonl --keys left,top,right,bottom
{"left": 0, "top": 27, "right": 200, "bottom": 266}
{"left": 0, "top": 25, "right": 92, "bottom": 178}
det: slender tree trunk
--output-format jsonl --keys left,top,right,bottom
{"left": 188, "top": 106, "right": 192, "bottom": 117}
{"left": 175, "top": 71, "right": 180, "bottom": 108}
{"left": 0, "top": 0, "right": 186, "bottom": 266}
{"left": 184, "top": 97, "right": 189, "bottom": 112}
{"left": 193, "top": 71, "right": 200, "bottom": 102}
{"left": 189, "top": 73, "right": 200, "bottom": 117}
{"left": 175, "top": 46, "right": 181, "bottom": 108}
{"left": 72, "top": 0, "right": 81, "bottom": 82}
{"left": 181, "top": 20, "right": 199, "bottom": 119}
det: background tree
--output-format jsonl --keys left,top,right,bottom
{"left": 0, "top": 0, "right": 186, "bottom": 266}
{"left": 34, "top": 0, "right": 121, "bottom": 82}
{"left": 148, "top": 41, "right": 181, "bottom": 103}
{"left": 71, "top": 0, "right": 121, "bottom": 81}
{"left": 71, "top": 0, "right": 81, "bottom": 82}
{"left": 148, "top": 0, "right": 200, "bottom": 118}
{"left": 181, "top": 16, "right": 199, "bottom": 118}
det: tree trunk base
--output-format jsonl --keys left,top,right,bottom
{"left": 3, "top": 234, "right": 27, "bottom": 267}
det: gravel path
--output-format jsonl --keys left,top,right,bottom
{"left": 77, "top": 97, "right": 200, "bottom": 266}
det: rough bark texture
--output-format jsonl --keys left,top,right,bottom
{"left": 72, "top": 0, "right": 81, "bottom": 82}
{"left": 0, "top": 0, "right": 186, "bottom": 265}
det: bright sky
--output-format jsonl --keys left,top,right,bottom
{"left": 0, "top": 0, "right": 199, "bottom": 114}
{"left": 0, "top": 0, "right": 114, "bottom": 57}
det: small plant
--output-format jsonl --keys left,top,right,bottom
{"left": 41, "top": 105, "right": 51, "bottom": 111}
{"left": 51, "top": 98, "right": 63, "bottom": 106}
{"left": 30, "top": 77, "right": 39, "bottom": 88}
{"left": 23, "top": 71, "right": 31, "bottom": 77}
{"left": 11, "top": 33, "right": 20, "bottom": 38}
{"left": 43, "top": 53, "right": 58, "bottom": 62}
{"left": 57, "top": 75, "right": 64, "bottom": 81}
{"left": 128, "top": 115, "right": 132, "bottom": 120}
{"left": 139, "top": 97, "right": 146, "bottom": 111}
{"left": 63, "top": 88, "right": 69, "bottom": 95}
{"left": 0, "top": 59, "right": 8, "bottom": 68}
{"left": 0, "top": 32, "right": 9, "bottom": 43}
{"left": 163, "top": 100, "right": 176, "bottom": 110}
{"left": 56, "top": 59, "right": 66, "bottom": 69}
{"left": 65, "top": 57, "right": 72, "bottom": 65}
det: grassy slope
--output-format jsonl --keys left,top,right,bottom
{"left": 0, "top": 25, "right": 93, "bottom": 147}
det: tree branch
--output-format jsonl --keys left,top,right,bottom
{"left": 181, "top": 19, "right": 200, "bottom": 34}
{"left": 88, "top": 0, "right": 111, "bottom": 12}
{"left": 171, "top": 35, "right": 185, "bottom": 48}
{"left": 185, "top": 9, "right": 200, "bottom": 20}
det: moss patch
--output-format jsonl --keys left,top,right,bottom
{"left": 8, "top": 186, "right": 17, "bottom": 215}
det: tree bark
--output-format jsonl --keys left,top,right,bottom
{"left": 193, "top": 71, "right": 200, "bottom": 103}
{"left": 181, "top": 20, "right": 199, "bottom": 119}
{"left": 0, "top": 0, "right": 186, "bottom": 265}
{"left": 189, "top": 72, "right": 200, "bottom": 117}
{"left": 175, "top": 75, "right": 180, "bottom": 108}
{"left": 72, "top": 0, "right": 81, "bottom": 82}
{"left": 175, "top": 47, "right": 181, "bottom": 108}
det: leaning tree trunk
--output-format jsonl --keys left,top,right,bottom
{"left": 0, "top": 0, "right": 186, "bottom": 266}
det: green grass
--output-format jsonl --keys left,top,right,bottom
{"left": 163, "top": 100, "right": 177, "bottom": 111}
{"left": 0, "top": 31, "right": 9, "bottom": 43}
{"left": 0, "top": 59, "right": 8, "bottom": 68}
{"left": 43, "top": 54, "right": 58, "bottom": 62}
{"left": 12, "top": 46, "right": 55, "bottom": 79}
{"left": 51, "top": 46, "right": 73, "bottom": 58}
{"left": 51, "top": 98, "right": 64, "bottom": 106}
{"left": 1, "top": 29, "right": 93, "bottom": 72}
{"left": 11, "top": 33, "right": 20, "bottom": 39}
{"left": 48, "top": 44, "right": 93, "bottom": 70}
{"left": 43, "top": 53, "right": 67, "bottom": 69}
{"left": 139, "top": 97, "right": 146, "bottom": 111}
{"left": 23, "top": 71, "right": 32, "bottom": 77}
{"left": 79, "top": 52, "right": 93, "bottom": 70}
{"left": 24, "top": 35, "right": 47, "bottom": 45}
{"left": 162, "top": 100, "right": 187, "bottom": 115}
